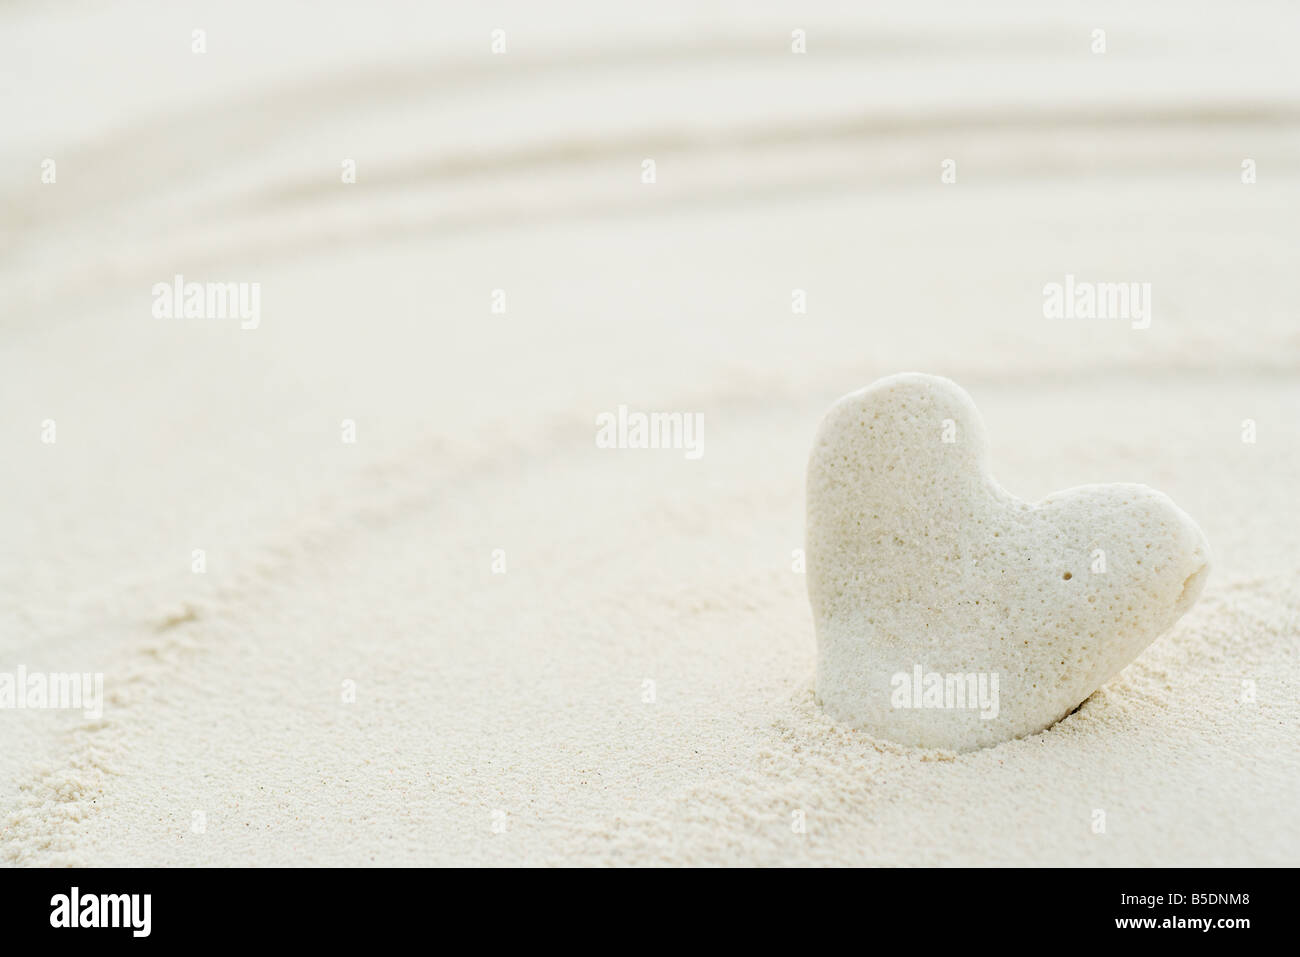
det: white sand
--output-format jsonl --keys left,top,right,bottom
{"left": 2, "top": 0, "right": 1298, "bottom": 866}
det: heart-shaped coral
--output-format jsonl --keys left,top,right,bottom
{"left": 806, "top": 373, "right": 1210, "bottom": 750}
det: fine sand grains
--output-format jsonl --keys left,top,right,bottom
{"left": 3, "top": 380, "right": 1298, "bottom": 867}
{"left": 3, "top": 0, "right": 1299, "bottom": 866}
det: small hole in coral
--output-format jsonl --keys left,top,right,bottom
{"left": 1062, "top": 571, "right": 1073, "bottom": 580}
